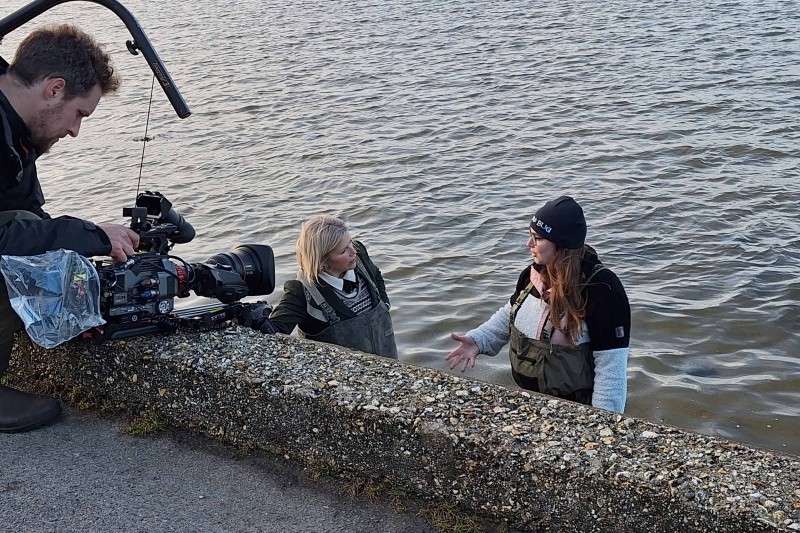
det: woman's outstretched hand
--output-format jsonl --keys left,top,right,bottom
{"left": 445, "top": 333, "right": 479, "bottom": 373}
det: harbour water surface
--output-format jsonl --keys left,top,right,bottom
{"left": 2, "top": 0, "right": 799, "bottom": 454}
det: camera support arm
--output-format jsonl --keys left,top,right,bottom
{"left": 0, "top": 0, "right": 191, "bottom": 118}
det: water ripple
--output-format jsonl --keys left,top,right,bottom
{"left": 5, "top": 0, "right": 799, "bottom": 455}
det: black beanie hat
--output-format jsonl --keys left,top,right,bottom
{"left": 530, "top": 196, "right": 587, "bottom": 249}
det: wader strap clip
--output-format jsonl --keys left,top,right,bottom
{"left": 581, "top": 263, "right": 607, "bottom": 289}
{"left": 299, "top": 275, "right": 341, "bottom": 325}
{"left": 354, "top": 257, "right": 388, "bottom": 307}
{"left": 510, "top": 282, "right": 535, "bottom": 323}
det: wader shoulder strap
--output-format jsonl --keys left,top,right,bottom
{"left": 511, "top": 265, "right": 606, "bottom": 343}
{"left": 511, "top": 280, "right": 554, "bottom": 340}
{"left": 299, "top": 258, "right": 384, "bottom": 325}
{"left": 581, "top": 264, "right": 607, "bottom": 290}
{"left": 297, "top": 273, "right": 340, "bottom": 325}
{"left": 354, "top": 258, "right": 383, "bottom": 302}
{"left": 510, "top": 282, "right": 534, "bottom": 322}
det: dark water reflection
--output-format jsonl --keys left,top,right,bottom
{"left": 3, "top": 0, "right": 798, "bottom": 454}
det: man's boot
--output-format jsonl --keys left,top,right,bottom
{"left": 0, "top": 341, "right": 62, "bottom": 433}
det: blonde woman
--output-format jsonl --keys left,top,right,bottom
{"left": 269, "top": 215, "right": 397, "bottom": 358}
{"left": 445, "top": 197, "right": 630, "bottom": 412}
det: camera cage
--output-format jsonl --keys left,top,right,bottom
{"left": 122, "top": 190, "right": 196, "bottom": 256}
{"left": 0, "top": 2, "right": 277, "bottom": 341}
{"left": 87, "top": 192, "right": 276, "bottom": 341}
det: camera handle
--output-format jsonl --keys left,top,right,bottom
{"left": 124, "top": 206, "right": 149, "bottom": 231}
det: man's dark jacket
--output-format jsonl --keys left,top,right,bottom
{"left": 0, "top": 69, "right": 111, "bottom": 257}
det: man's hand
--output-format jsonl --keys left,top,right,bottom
{"left": 97, "top": 224, "right": 140, "bottom": 263}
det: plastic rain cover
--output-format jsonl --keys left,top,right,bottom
{"left": 0, "top": 249, "right": 105, "bottom": 348}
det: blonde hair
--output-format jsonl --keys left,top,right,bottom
{"left": 539, "top": 246, "right": 588, "bottom": 345}
{"left": 296, "top": 215, "right": 349, "bottom": 283}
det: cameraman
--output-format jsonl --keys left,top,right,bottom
{"left": 0, "top": 24, "right": 139, "bottom": 433}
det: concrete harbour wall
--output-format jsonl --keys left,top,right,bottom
{"left": 9, "top": 329, "right": 800, "bottom": 532}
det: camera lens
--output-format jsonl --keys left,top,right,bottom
{"left": 205, "top": 244, "right": 275, "bottom": 296}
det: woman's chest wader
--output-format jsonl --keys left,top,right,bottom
{"left": 299, "top": 262, "right": 398, "bottom": 359}
{"left": 508, "top": 265, "right": 605, "bottom": 405}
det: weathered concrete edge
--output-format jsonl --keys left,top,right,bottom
{"left": 10, "top": 329, "right": 800, "bottom": 533}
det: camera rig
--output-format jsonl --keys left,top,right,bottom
{"left": 2, "top": 2, "right": 277, "bottom": 340}
{"left": 88, "top": 192, "right": 278, "bottom": 340}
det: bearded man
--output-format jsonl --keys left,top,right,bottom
{"left": 0, "top": 24, "right": 140, "bottom": 432}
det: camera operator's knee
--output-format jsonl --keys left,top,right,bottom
{"left": 0, "top": 211, "right": 42, "bottom": 342}
{"left": 0, "top": 210, "right": 42, "bottom": 225}
{"left": 0, "top": 283, "right": 22, "bottom": 334}
{"left": 0, "top": 286, "right": 23, "bottom": 345}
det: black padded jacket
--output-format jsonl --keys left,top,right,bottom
{"left": 0, "top": 82, "right": 111, "bottom": 257}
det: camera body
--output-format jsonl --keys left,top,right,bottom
{"left": 92, "top": 191, "right": 276, "bottom": 339}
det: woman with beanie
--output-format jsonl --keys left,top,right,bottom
{"left": 445, "top": 196, "right": 630, "bottom": 412}
{"left": 269, "top": 214, "right": 398, "bottom": 359}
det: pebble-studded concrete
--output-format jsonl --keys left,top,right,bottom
{"left": 9, "top": 329, "right": 800, "bottom": 532}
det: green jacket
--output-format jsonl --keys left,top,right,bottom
{"left": 269, "top": 241, "right": 390, "bottom": 336}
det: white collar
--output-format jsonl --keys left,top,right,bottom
{"left": 319, "top": 269, "right": 356, "bottom": 291}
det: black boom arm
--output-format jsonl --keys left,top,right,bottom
{"left": 0, "top": 0, "right": 190, "bottom": 118}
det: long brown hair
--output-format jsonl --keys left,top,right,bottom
{"left": 539, "top": 245, "right": 588, "bottom": 345}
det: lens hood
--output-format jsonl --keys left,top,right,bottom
{"left": 206, "top": 244, "right": 275, "bottom": 296}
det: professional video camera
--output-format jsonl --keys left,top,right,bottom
{"left": 89, "top": 191, "right": 278, "bottom": 340}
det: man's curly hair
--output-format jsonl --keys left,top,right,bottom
{"left": 8, "top": 23, "right": 120, "bottom": 98}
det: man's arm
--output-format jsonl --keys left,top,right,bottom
{"left": 0, "top": 216, "right": 113, "bottom": 257}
